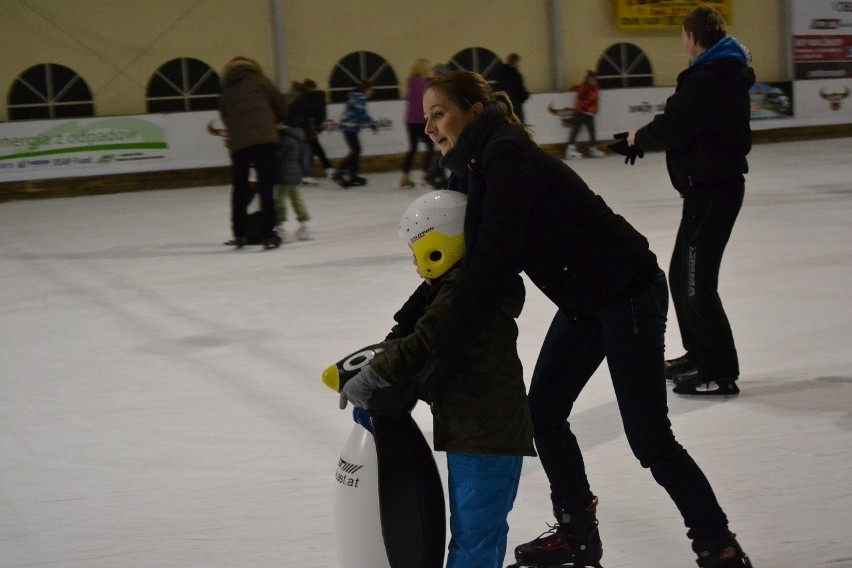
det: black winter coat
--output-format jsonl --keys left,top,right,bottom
{"left": 285, "top": 90, "right": 327, "bottom": 133}
{"left": 432, "top": 107, "right": 659, "bottom": 363}
{"left": 370, "top": 272, "right": 535, "bottom": 456}
{"left": 635, "top": 57, "right": 755, "bottom": 191}
{"left": 277, "top": 126, "right": 304, "bottom": 186}
{"left": 494, "top": 63, "right": 530, "bottom": 122}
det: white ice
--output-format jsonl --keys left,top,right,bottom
{"left": 1, "top": 138, "right": 851, "bottom": 568}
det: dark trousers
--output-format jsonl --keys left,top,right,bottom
{"left": 568, "top": 112, "right": 597, "bottom": 145}
{"left": 528, "top": 272, "right": 729, "bottom": 542}
{"left": 230, "top": 143, "right": 277, "bottom": 239}
{"left": 309, "top": 136, "right": 332, "bottom": 170}
{"left": 402, "top": 122, "right": 434, "bottom": 174}
{"left": 338, "top": 131, "right": 361, "bottom": 178}
{"left": 670, "top": 180, "right": 744, "bottom": 380}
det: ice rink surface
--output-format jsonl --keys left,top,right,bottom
{"left": 1, "top": 138, "right": 851, "bottom": 567}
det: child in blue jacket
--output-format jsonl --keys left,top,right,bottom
{"left": 333, "top": 81, "right": 377, "bottom": 187}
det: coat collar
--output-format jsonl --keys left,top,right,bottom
{"left": 440, "top": 104, "right": 508, "bottom": 177}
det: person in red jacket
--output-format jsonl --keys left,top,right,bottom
{"left": 565, "top": 70, "right": 604, "bottom": 160}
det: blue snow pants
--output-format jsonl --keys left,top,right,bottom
{"left": 445, "top": 452, "right": 523, "bottom": 568}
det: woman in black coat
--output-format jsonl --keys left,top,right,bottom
{"left": 420, "top": 70, "right": 752, "bottom": 568}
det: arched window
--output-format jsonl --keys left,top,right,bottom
{"left": 329, "top": 51, "right": 399, "bottom": 103}
{"left": 146, "top": 57, "right": 220, "bottom": 112}
{"left": 7, "top": 63, "right": 94, "bottom": 120}
{"left": 596, "top": 43, "right": 654, "bottom": 88}
{"left": 447, "top": 47, "right": 502, "bottom": 82}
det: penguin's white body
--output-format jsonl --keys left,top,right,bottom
{"left": 325, "top": 343, "right": 445, "bottom": 568}
{"left": 333, "top": 421, "right": 391, "bottom": 568}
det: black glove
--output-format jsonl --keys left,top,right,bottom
{"left": 608, "top": 132, "right": 644, "bottom": 165}
{"left": 369, "top": 124, "right": 378, "bottom": 134}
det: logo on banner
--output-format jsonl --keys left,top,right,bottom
{"left": 819, "top": 86, "right": 850, "bottom": 110}
{"left": 810, "top": 19, "right": 840, "bottom": 29}
{"left": 0, "top": 117, "right": 167, "bottom": 174}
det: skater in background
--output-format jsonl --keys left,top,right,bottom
{"left": 282, "top": 81, "right": 319, "bottom": 186}
{"left": 617, "top": 6, "right": 753, "bottom": 398}
{"left": 218, "top": 56, "right": 286, "bottom": 249}
{"left": 274, "top": 123, "right": 312, "bottom": 241}
{"left": 564, "top": 70, "right": 604, "bottom": 159}
{"left": 301, "top": 79, "right": 335, "bottom": 179}
{"left": 419, "top": 70, "right": 752, "bottom": 568}
{"left": 339, "top": 190, "right": 535, "bottom": 568}
{"left": 400, "top": 58, "right": 435, "bottom": 188}
{"left": 493, "top": 53, "right": 529, "bottom": 124}
{"left": 334, "top": 81, "right": 377, "bottom": 188}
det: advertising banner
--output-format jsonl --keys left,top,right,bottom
{"left": 616, "top": 0, "right": 732, "bottom": 30}
{"left": 0, "top": 117, "right": 168, "bottom": 177}
{"left": 1, "top": 88, "right": 848, "bottom": 185}
{"left": 791, "top": 0, "right": 852, "bottom": 80}
{"left": 750, "top": 82, "right": 794, "bottom": 120}
{"left": 0, "top": 113, "right": 232, "bottom": 182}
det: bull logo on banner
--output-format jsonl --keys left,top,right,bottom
{"left": 819, "top": 86, "right": 849, "bottom": 111}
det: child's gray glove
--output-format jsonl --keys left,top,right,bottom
{"left": 339, "top": 364, "right": 391, "bottom": 410}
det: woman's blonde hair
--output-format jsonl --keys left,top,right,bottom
{"left": 410, "top": 58, "right": 432, "bottom": 79}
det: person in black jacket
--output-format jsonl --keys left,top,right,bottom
{"left": 493, "top": 53, "right": 530, "bottom": 123}
{"left": 621, "top": 6, "right": 754, "bottom": 398}
{"left": 300, "top": 79, "right": 334, "bottom": 179}
{"left": 420, "top": 70, "right": 753, "bottom": 568}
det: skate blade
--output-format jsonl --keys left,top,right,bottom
{"left": 507, "top": 561, "right": 604, "bottom": 568}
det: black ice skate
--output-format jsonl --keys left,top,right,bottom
{"left": 694, "top": 533, "right": 753, "bottom": 567}
{"left": 665, "top": 353, "right": 696, "bottom": 382}
{"left": 262, "top": 233, "right": 282, "bottom": 250}
{"left": 332, "top": 170, "right": 353, "bottom": 188}
{"left": 510, "top": 498, "right": 603, "bottom": 568}
{"left": 673, "top": 374, "right": 739, "bottom": 398}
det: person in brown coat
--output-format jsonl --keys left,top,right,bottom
{"left": 218, "top": 56, "right": 287, "bottom": 249}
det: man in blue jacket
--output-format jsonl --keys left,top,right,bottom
{"left": 622, "top": 6, "right": 754, "bottom": 398}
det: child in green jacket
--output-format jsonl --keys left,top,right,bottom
{"left": 339, "top": 190, "right": 535, "bottom": 568}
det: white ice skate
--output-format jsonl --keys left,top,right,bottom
{"left": 296, "top": 223, "right": 313, "bottom": 241}
{"left": 564, "top": 144, "right": 582, "bottom": 160}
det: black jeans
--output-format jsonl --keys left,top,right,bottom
{"left": 670, "top": 180, "right": 744, "bottom": 380}
{"left": 402, "top": 122, "right": 434, "bottom": 174}
{"left": 308, "top": 136, "right": 332, "bottom": 170}
{"left": 568, "top": 112, "right": 597, "bottom": 145}
{"left": 528, "top": 271, "right": 729, "bottom": 542}
{"left": 230, "top": 143, "right": 277, "bottom": 239}
{"left": 338, "top": 131, "right": 361, "bottom": 178}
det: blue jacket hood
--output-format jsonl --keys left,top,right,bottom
{"left": 692, "top": 36, "right": 752, "bottom": 67}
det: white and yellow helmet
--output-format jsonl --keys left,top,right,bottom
{"left": 398, "top": 190, "right": 467, "bottom": 279}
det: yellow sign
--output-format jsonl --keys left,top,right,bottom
{"left": 616, "top": 0, "right": 732, "bottom": 30}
